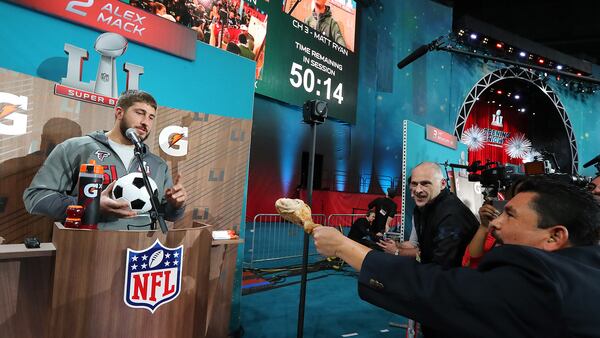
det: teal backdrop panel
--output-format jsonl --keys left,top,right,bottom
{"left": 400, "top": 120, "right": 468, "bottom": 239}
{"left": 0, "top": 1, "right": 255, "bottom": 120}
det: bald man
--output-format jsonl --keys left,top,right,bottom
{"left": 407, "top": 162, "right": 478, "bottom": 268}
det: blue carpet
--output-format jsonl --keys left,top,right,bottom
{"left": 241, "top": 267, "right": 413, "bottom": 338}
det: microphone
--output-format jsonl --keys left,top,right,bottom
{"left": 447, "top": 163, "right": 469, "bottom": 170}
{"left": 397, "top": 44, "right": 430, "bottom": 69}
{"left": 583, "top": 154, "right": 600, "bottom": 168}
{"left": 125, "top": 128, "right": 144, "bottom": 151}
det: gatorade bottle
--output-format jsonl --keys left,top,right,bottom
{"left": 77, "top": 160, "right": 104, "bottom": 230}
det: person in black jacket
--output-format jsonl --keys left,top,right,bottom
{"left": 313, "top": 176, "right": 600, "bottom": 337}
{"left": 347, "top": 210, "right": 379, "bottom": 249}
{"left": 378, "top": 162, "right": 478, "bottom": 269}
{"left": 410, "top": 162, "right": 479, "bottom": 267}
{"left": 368, "top": 188, "right": 397, "bottom": 236}
{"left": 591, "top": 174, "right": 600, "bottom": 198}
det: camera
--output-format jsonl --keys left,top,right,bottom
{"left": 456, "top": 154, "right": 593, "bottom": 201}
{"left": 524, "top": 154, "right": 592, "bottom": 189}
{"left": 465, "top": 160, "right": 518, "bottom": 199}
{"left": 383, "top": 231, "right": 402, "bottom": 242}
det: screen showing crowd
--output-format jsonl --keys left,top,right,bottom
{"left": 128, "top": 0, "right": 268, "bottom": 78}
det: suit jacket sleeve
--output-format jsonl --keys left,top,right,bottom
{"left": 357, "top": 248, "right": 564, "bottom": 338}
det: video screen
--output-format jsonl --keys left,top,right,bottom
{"left": 282, "top": 0, "right": 356, "bottom": 52}
{"left": 128, "top": 0, "right": 268, "bottom": 78}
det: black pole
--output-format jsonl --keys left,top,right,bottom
{"left": 133, "top": 148, "right": 168, "bottom": 234}
{"left": 436, "top": 45, "right": 600, "bottom": 85}
{"left": 297, "top": 122, "right": 317, "bottom": 338}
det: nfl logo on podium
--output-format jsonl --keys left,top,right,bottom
{"left": 124, "top": 239, "right": 184, "bottom": 313}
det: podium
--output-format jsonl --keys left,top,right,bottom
{"left": 50, "top": 223, "right": 212, "bottom": 338}
{"left": 0, "top": 223, "right": 245, "bottom": 338}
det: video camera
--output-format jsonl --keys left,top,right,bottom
{"left": 449, "top": 160, "right": 517, "bottom": 199}
{"left": 524, "top": 159, "right": 592, "bottom": 188}
{"left": 450, "top": 151, "right": 596, "bottom": 200}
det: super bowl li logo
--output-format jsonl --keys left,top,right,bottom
{"left": 55, "top": 32, "right": 144, "bottom": 107}
{"left": 124, "top": 239, "right": 183, "bottom": 313}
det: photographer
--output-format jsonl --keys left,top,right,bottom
{"left": 463, "top": 176, "right": 526, "bottom": 268}
{"left": 591, "top": 175, "right": 600, "bottom": 197}
{"left": 367, "top": 188, "right": 397, "bottom": 237}
{"left": 313, "top": 176, "right": 600, "bottom": 337}
{"left": 347, "top": 210, "right": 379, "bottom": 250}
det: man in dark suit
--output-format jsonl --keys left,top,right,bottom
{"left": 591, "top": 174, "right": 600, "bottom": 198}
{"left": 313, "top": 176, "right": 600, "bottom": 337}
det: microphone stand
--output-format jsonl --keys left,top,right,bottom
{"left": 288, "top": 0, "right": 303, "bottom": 15}
{"left": 132, "top": 144, "right": 168, "bottom": 234}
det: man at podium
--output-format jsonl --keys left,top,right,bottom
{"left": 23, "top": 90, "right": 186, "bottom": 230}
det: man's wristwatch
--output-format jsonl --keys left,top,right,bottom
{"left": 394, "top": 249, "right": 399, "bottom": 256}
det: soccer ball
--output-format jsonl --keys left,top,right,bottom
{"left": 112, "top": 173, "right": 158, "bottom": 213}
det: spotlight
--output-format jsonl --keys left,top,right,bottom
{"left": 495, "top": 42, "right": 503, "bottom": 49}
{"left": 458, "top": 29, "right": 465, "bottom": 37}
{"left": 496, "top": 90, "right": 503, "bottom": 95}
{"left": 514, "top": 95, "right": 520, "bottom": 99}
{"left": 470, "top": 33, "right": 477, "bottom": 40}
{"left": 303, "top": 100, "right": 328, "bottom": 124}
{"left": 538, "top": 58, "right": 545, "bottom": 64}
{"left": 519, "top": 51, "right": 527, "bottom": 57}
{"left": 556, "top": 65, "right": 563, "bottom": 70}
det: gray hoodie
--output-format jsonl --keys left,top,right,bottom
{"left": 304, "top": 5, "right": 346, "bottom": 47}
{"left": 23, "top": 130, "right": 184, "bottom": 230}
